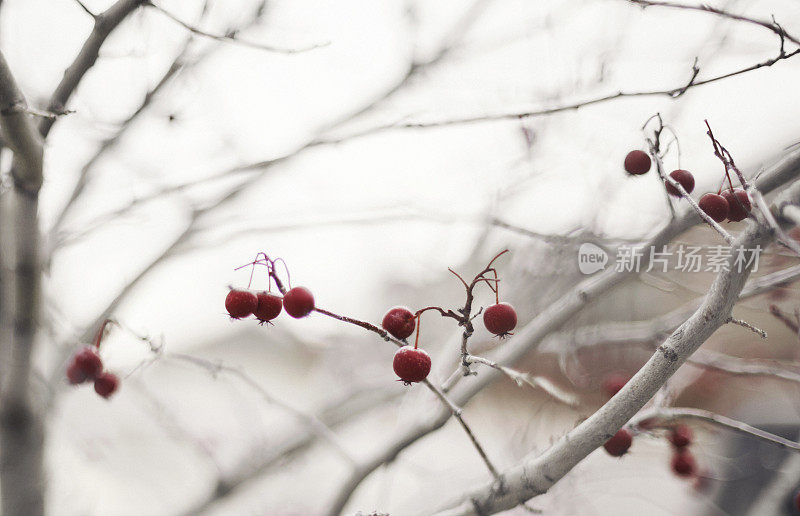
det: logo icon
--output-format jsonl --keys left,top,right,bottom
{"left": 578, "top": 243, "right": 608, "bottom": 275}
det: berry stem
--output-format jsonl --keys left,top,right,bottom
{"left": 414, "top": 313, "right": 421, "bottom": 350}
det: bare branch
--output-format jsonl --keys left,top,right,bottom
{"left": 628, "top": 0, "right": 800, "bottom": 46}
{"left": 315, "top": 48, "right": 800, "bottom": 140}
{"left": 633, "top": 407, "right": 800, "bottom": 452}
{"left": 436, "top": 221, "right": 772, "bottom": 515}
{"left": 725, "top": 316, "right": 767, "bottom": 338}
{"left": 40, "top": 0, "right": 147, "bottom": 138}
{"left": 146, "top": 2, "right": 329, "bottom": 54}
{"left": 465, "top": 354, "right": 579, "bottom": 406}
{"left": 0, "top": 49, "right": 45, "bottom": 516}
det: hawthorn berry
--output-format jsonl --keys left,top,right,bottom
{"left": 668, "top": 424, "right": 693, "bottom": 449}
{"left": 94, "top": 372, "right": 119, "bottom": 399}
{"left": 393, "top": 345, "right": 431, "bottom": 384}
{"left": 602, "top": 373, "right": 629, "bottom": 398}
{"left": 283, "top": 286, "right": 315, "bottom": 318}
{"left": 225, "top": 289, "right": 258, "bottom": 319}
{"left": 382, "top": 307, "right": 416, "bottom": 340}
{"left": 671, "top": 449, "right": 697, "bottom": 478}
{"left": 483, "top": 302, "right": 517, "bottom": 337}
{"left": 624, "top": 150, "right": 651, "bottom": 175}
{"left": 721, "top": 189, "right": 751, "bottom": 222}
{"left": 254, "top": 291, "right": 282, "bottom": 323}
{"left": 72, "top": 347, "right": 103, "bottom": 380}
{"left": 603, "top": 428, "right": 633, "bottom": 457}
{"left": 698, "top": 193, "right": 729, "bottom": 223}
{"left": 66, "top": 362, "right": 88, "bottom": 385}
{"left": 666, "top": 169, "right": 695, "bottom": 196}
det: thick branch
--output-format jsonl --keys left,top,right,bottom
{"left": 436, "top": 222, "right": 771, "bottom": 515}
{"left": 39, "top": 0, "right": 146, "bottom": 138}
{"left": 0, "top": 49, "right": 45, "bottom": 516}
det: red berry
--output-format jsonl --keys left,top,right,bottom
{"left": 254, "top": 291, "right": 282, "bottom": 323}
{"left": 94, "top": 372, "right": 119, "bottom": 399}
{"left": 624, "top": 150, "right": 651, "bottom": 175}
{"left": 794, "top": 490, "right": 800, "bottom": 512}
{"left": 603, "top": 428, "right": 633, "bottom": 457}
{"left": 671, "top": 449, "right": 696, "bottom": 477}
{"left": 666, "top": 169, "right": 695, "bottom": 196}
{"left": 698, "top": 193, "right": 729, "bottom": 223}
{"left": 393, "top": 345, "right": 431, "bottom": 384}
{"left": 602, "top": 373, "right": 629, "bottom": 398}
{"left": 283, "top": 286, "right": 315, "bottom": 318}
{"left": 721, "top": 189, "right": 751, "bottom": 222}
{"left": 66, "top": 362, "right": 88, "bottom": 385}
{"left": 73, "top": 347, "right": 103, "bottom": 379}
{"left": 483, "top": 302, "right": 517, "bottom": 336}
{"left": 382, "top": 307, "right": 416, "bottom": 340}
{"left": 225, "top": 289, "right": 257, "bottom": 319}
{"left": 668, "top": 424, "right": 693, "bottom": 448}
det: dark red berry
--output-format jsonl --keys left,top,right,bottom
{"left": 73, "top": 347, "right": 103, "bottom": 379}
{"left": 283, "top": 286, "right": 315, "bottom": 318}
{"left": 698, "top": 193, "right": 729, "bottom": 223}
{"left": 66, "top": 362, "right": 88, "bottom": 385}
{"left": 666, "top": 169, "right": 695, "bottom": 196}
{"left": 393, "top": 346, "right": 431, "bottom": 384}
{"left": 624, "top": 150, "right": 651, "bottom": 175}
{"left": 602, "top": 373, "right": 629, "bottom": 398}
{"left": 668, "top": 424, "right": 693, "bottom": 449}
{"left": 225, "top": 289, "right": 258, "bottom": 319}
{"left": 721, "top": 189, "right": 751, "bottom": 222}
{"left": 483, "top": 302, "right": 517, "bottom": 336}
{"left": 94, "top": 372, "right": 119, "bottom": 399}
{"left": 382, "top": 307, "right": 416, "bottom": 340}
{"left": 794, "top": 490, "right": 800, "bottom": 512}
{"left": 603, "top": 428, "right": 633, "bottom": 457}
{"left": 671, "top": 449, "right": 696, "bottom": 477}
{"left": 254, "top": 291, "right": 282, "bottom": 323}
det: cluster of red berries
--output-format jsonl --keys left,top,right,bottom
{"left": 381, "top": 301, "right": 518, "bottom": 385}
{"left": 697, "top": 189, "right": 751, "bottom": 223}
{"left": 623, "top": 149, "right": 752, "bottom": 224}
{"left": 667, "top": 424, "right": 698, "bottom": 479}
{"left": 225, "top": 286, "right": 315, "bottom": 322}
{"left": 66, "top": 347, "right": 119, "bottom": 398}
{"left": 624, "top": 150, "right": 696, "bottom": 197}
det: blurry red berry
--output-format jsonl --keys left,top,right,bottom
{"left": 602, "top": 373, "right": 629, "bottom": 398}
{"left": 254, "top": 291, "right": 282, "bottom": 323}
{"left": 668, "top": 424, "right": 693, "bottom": 448}
{"left": 225, "top": 289, "right": 257, "bottom": 319}
{"left": 721, "top": 189, "right": 751, "bottom": 222}
{"left": 671, "top": 449, "right": 697, "bottom": 477}
{"left": 66, "top": 362, "right": 88, "bottom": 385}
{"left": 283, "top": 287, "right": 315, "bottom": 318}
{"left": 94, "top": 372, "right": 119, "bottom": 399}
{"left": 603, "top": 428, "right": 633, "bottom": 457}
{"left": 698, "top": 193, "right": 729, "bottom": 223}
{"left": 794, "top": 490, "right": 800, "bottom": 512}
{"left": 666, "top": 169, "right": 695, "bottom": 196}
{"left": 382, "top": 307, "right": 416, "bottom": 340}
{"left": 483, "top": 302, "right": 517, "bottom": 336}
{"left": 393, "top": 346, "right": 431, "bottom": 384}
{"left": 624, "top": 150, "right": 651, "bottom": 175}
{"left": 73, "top": 347, "right": 103, "bottom": 379}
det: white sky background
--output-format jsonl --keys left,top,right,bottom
{"left": 3, "top": 0, "right": 800, "bottom": 514}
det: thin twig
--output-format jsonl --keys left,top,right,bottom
{"left": 146, "top": 2, "right": 329, "bottom": 54}
{"left": 633, "top": 407, "right": 800, "bottom": 452}
{"left": 725, "top": 316, "right": 767, "bottom": 338}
